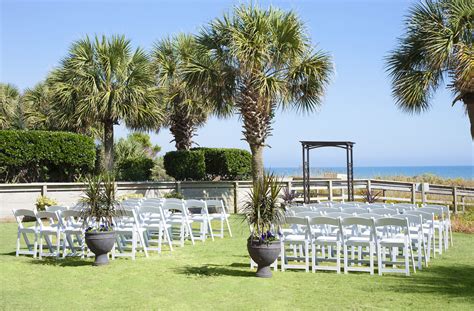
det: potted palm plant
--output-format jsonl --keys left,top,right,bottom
{"left": 243, "top": 173, "right": 286, "bottom": 278}
{"left": 81, "top": 174, "right": 119, "bottom": 266}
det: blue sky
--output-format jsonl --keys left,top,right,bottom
{"left": 1, "top": 0, "right": 472, "bottom": 167}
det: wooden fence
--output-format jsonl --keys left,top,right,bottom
{"left": 0, "top": 178, "right": 472, "bottom": 221}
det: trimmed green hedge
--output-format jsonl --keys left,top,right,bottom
{"left": 0, "top": 130, "right": 96, "bottom": 182}
{"left": 163, "top": 150, "right": 206, "bottom": 181}
{"left": 117, "top": 157, "right": 154, "bottom": 181}
{"left": 194, "top": 148, "right": 252, "bottom": 180}
{"left": 164, "top": 148, "right": 251, "bottom": 181}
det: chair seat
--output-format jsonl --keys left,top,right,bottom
{"left": 345, "top": 236, "right": 372, "bottom": 246}
{"left": 283, "top": 234, "right": 307, "bottom": 242}
{"left": 314, "top": 235, "right": 339, "bottom": 244}
{"left": 378, "top": 237, "right": 406, "bottom": 247}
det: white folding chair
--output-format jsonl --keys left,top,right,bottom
{"left": 295, "top": 211, "right": 323, "bottom": 218}
{"left": 309, "top": 216, "right": 342, "bottom": 273}
{"left": 58, "top": 210, "right": 85, "bottom": 258}
{"left": 393, "top": 214, "right": 428, "bottom": 270}
{"left": 341, "top": 217, "right": 377, "bottom": 275}
{"left": 422, "top": 205, "right": 452, "bottom": 249}
{"left": 112, "top": 209, "right": 149, "bottom": 260}
{"left": 419, "top": 206, "right": 446, "bottom": 255}
{"left": 139, "top": 204, "right": 173, "bottom": 253}
{"left": 185, "top": 200, "right": 214, "bottom": 242}
{"left": 280, "top": 216, "right": 311, "bottom": 272}
{"left": 13, "top": 209, "right": 39, "bottom": 257}
{"left": 162, "top": 200, "right": 195, "bottom": 247}
{"left": 36, "top": 211, "right": 62, "bottom": 258}
{"left": 205, "top": 199, "right": 232, "bottom": 238}
{"left": 375, "top": 217, "right": 416, "bottom": 276}
{"left": 405, "top": 210, "right": 435, "bottom": 261}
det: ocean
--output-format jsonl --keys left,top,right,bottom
{"left": 268, "top": 166, "right": 473, "bottom": 180}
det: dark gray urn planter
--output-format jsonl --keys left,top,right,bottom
{"left": 247, "top": 240, "right": 280, "bottom": 278}
{"left": 85, "top": 231, "right": 116, "bottom": 266}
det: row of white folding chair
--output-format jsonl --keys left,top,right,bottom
{"left": 113, "top": 209, "right": 149, "bottom": 260}
{"left": 281, "top": 216, "right": 416, "bottom": 276}
{"left": 13, "top": 209, "right": 86, "bottom": 259}
{"left": 420, "top": 205, "right": 452, "bottom": 252}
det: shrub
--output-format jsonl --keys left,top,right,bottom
{"left": 194, "top": 148, "right": 252, "bottom": 180}
{"left": 35, "top": 195, "right": 58, "bottom": 211}
{"left": 0, "top": 130, "right": 95, "bottom": 182}
{"left": 163, "top": 150, "right": 206, "bottom": 181}
{"left": 116, "top": 157, "right": 154, "bottom": 181}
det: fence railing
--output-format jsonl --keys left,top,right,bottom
{"left": 0, "top": 178, "right": 472, "bottom": 221}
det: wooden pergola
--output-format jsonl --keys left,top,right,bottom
{"left": 301, "top": 141, "right": 355, "bottom": 203}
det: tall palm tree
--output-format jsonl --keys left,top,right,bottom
{"left": 49, "top": 35, "right": 164, "bottom": 171}
{"left": 22, "top": 82, "right": 55, "bottom": 130}
{"left": 152, "top": 34, "right": 213, "bottom": 150}
{"left": 184, "top": 5, "right": 333, "bottom": 181}
{"left": 386, "top": 0, "right": 473, "bottom": 138}
{"left": 0, "top": 83, "right": 20, "bottom": 129}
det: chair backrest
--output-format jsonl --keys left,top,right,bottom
{"left": 326, "top": 212, "right": 352, "bottom": 219}
{"left": 370, "top": 208, "right": 398, "bottom": 216}
{"left": 365, "top": 204, "right": 386, "bottom": 209}
{"left": 308, "top": 216, "right": 340, "bottom": 227}
{"left": 140, "top": 200, "right": 162, "bottom": 208}
{"left": 138, "top": 205, "right": 165, "bottom": 224}
{"left": 332, "top": 203, "right": 358, "bottom": 209}
{"left": 46, "top": 205, "right": 68, "bottom": 212}
{"left": 205, "top": 199, "right": 227, "bottom": 214}
{"left": 419, "top": 206, "right": 445, "bottom": 218}
{"left": 404, "top": 210, "right": 434, "bottom": 223}
{"left": 357, "top": 213, "right": 384, "bottom": 219}
{"left": 320, "top": 207, "right": 341, "bottom": 214}
{"left": 36, "top": 211, "right": 60, "bottom": 229}
{"left": 12, "top": 209, "right": 37, "bottom": 228}
{"left": 375, "top": 217, "right": 408, "bottom": 228}
{"left": 58, "top": 210, "right": 82, "bottom": 228}
{"left": 341, "top": 216, "right": 376, "bottom": 239}
{"left": 185, "top": 199, "right": 208, "bottom": 215}
{"left": 393, "top": 214, "right": 423, "bottom": 228}
{"left": 162, "top": 200, "right": 186, "bottom": 216}
{"left": 342, "top": 207, "right": 368, "bottom": 215}
{"left": 284, "top": 216, "right": 310, "bottom": 237}
{"left": 295, "top": 211, "right": 322, "bottom": 218}
{"left": 290, "top": 207, "right": 313, "bottom": 214}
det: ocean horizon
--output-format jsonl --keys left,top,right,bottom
{"left": 267, "top": 165, "right": 473, "bottom": 180}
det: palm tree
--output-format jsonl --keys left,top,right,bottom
{"left": 22, "top": 82, "right": 55, "bottom": 130}
{"left": 0, "top": 83, "right": 20, "bottom": 129}
{"left": 386, "top": 0, "right": 473, "bottom": 138}
{"left": 152, "top": 34, "right": 213, "bottom": 150}
{"left": 184, "top": 5, "right": 333, "bottom": 181}
{"left": 49, "top": 35, "right": 164, "bottom": 171}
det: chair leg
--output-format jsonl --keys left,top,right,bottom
{"left": 343, "top": 244, "right": 348, "bottom": 274}
{"left": 404, "top": 245, "right": 410, "bottom": 276}
{"left": 138, "top": 231, "right": 149, "bottom": 258}
{"left": 39, "top": 233, "right": 43, "bottom": 259}
{"left": 377, "top": 244, "right": 382, "bottom": 276}
{"left": 281, "top": 242, "right": 285, "bottom": 272}
{"left": 311, "top": 243, "right": 316, "bottom": 273}
{"left": 208, "top": 218, "right": 215, "bottom": 241}
{"left": 369, "top": 243, "right": 374, "bottom": 275}
{"left": 16, "top": 230, "right": 21, "bottom": 257}
{"left": 336, "top": 243, "right": 341, "bottom": 274}
{"left": 33, "top": 233, "right": 38, "bottom": 259}
{"left": 225, "top": 217, "right": 232, "bottom": 237}
{"left": 305, "top": 241, "right": 309, "bottom": 272}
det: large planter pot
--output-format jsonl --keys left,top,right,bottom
{"left": 85, "top": 231, "right": 116, "bottom": 266}
{"left": 247, "top": 239, "right": 280, "bottom": 278}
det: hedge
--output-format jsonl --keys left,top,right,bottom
{"left": 164, "top": 148, "right": 251, "bottom": 181}
{"left": 194, "top": 148, "right": 252, "bottom": 180}
{"left": 0, "top": 130, "right": 96, "bottom": 182}
{"left": 117, "top": 157, "right": 154, "bottom": 181}
{"left": 163, "top": 150, "right": 206, "bottom": 181}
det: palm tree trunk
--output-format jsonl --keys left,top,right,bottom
{"left": 250, "top": 144, "right": 264, "bottom": 182}
{"left": 464, "top": 92, "right": 474, "bottom": 140}
{"left": 103, "top": 120, "right": 114, "bottom": 171}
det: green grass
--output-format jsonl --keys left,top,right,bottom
{"left": 1, "top": 216, "right": 473, "bottom": 310}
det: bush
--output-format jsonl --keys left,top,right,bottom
{"left": 116, "top": 157, "right": 154, "bottom": 181}
{"left": 194, "top": 147, "right": 252, "bottom": 180}
{"left": 0, "top": 130, "right": 95, "bottom": 182}
{"left": 163, "top": 150, "right": 206, "bottom": 181}
{"left": 163, "top": 148, "right": 252, "bottom": 181}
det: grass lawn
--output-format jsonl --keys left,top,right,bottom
{"left": 1, "top": 216, "right": 473, "bottom": 310}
